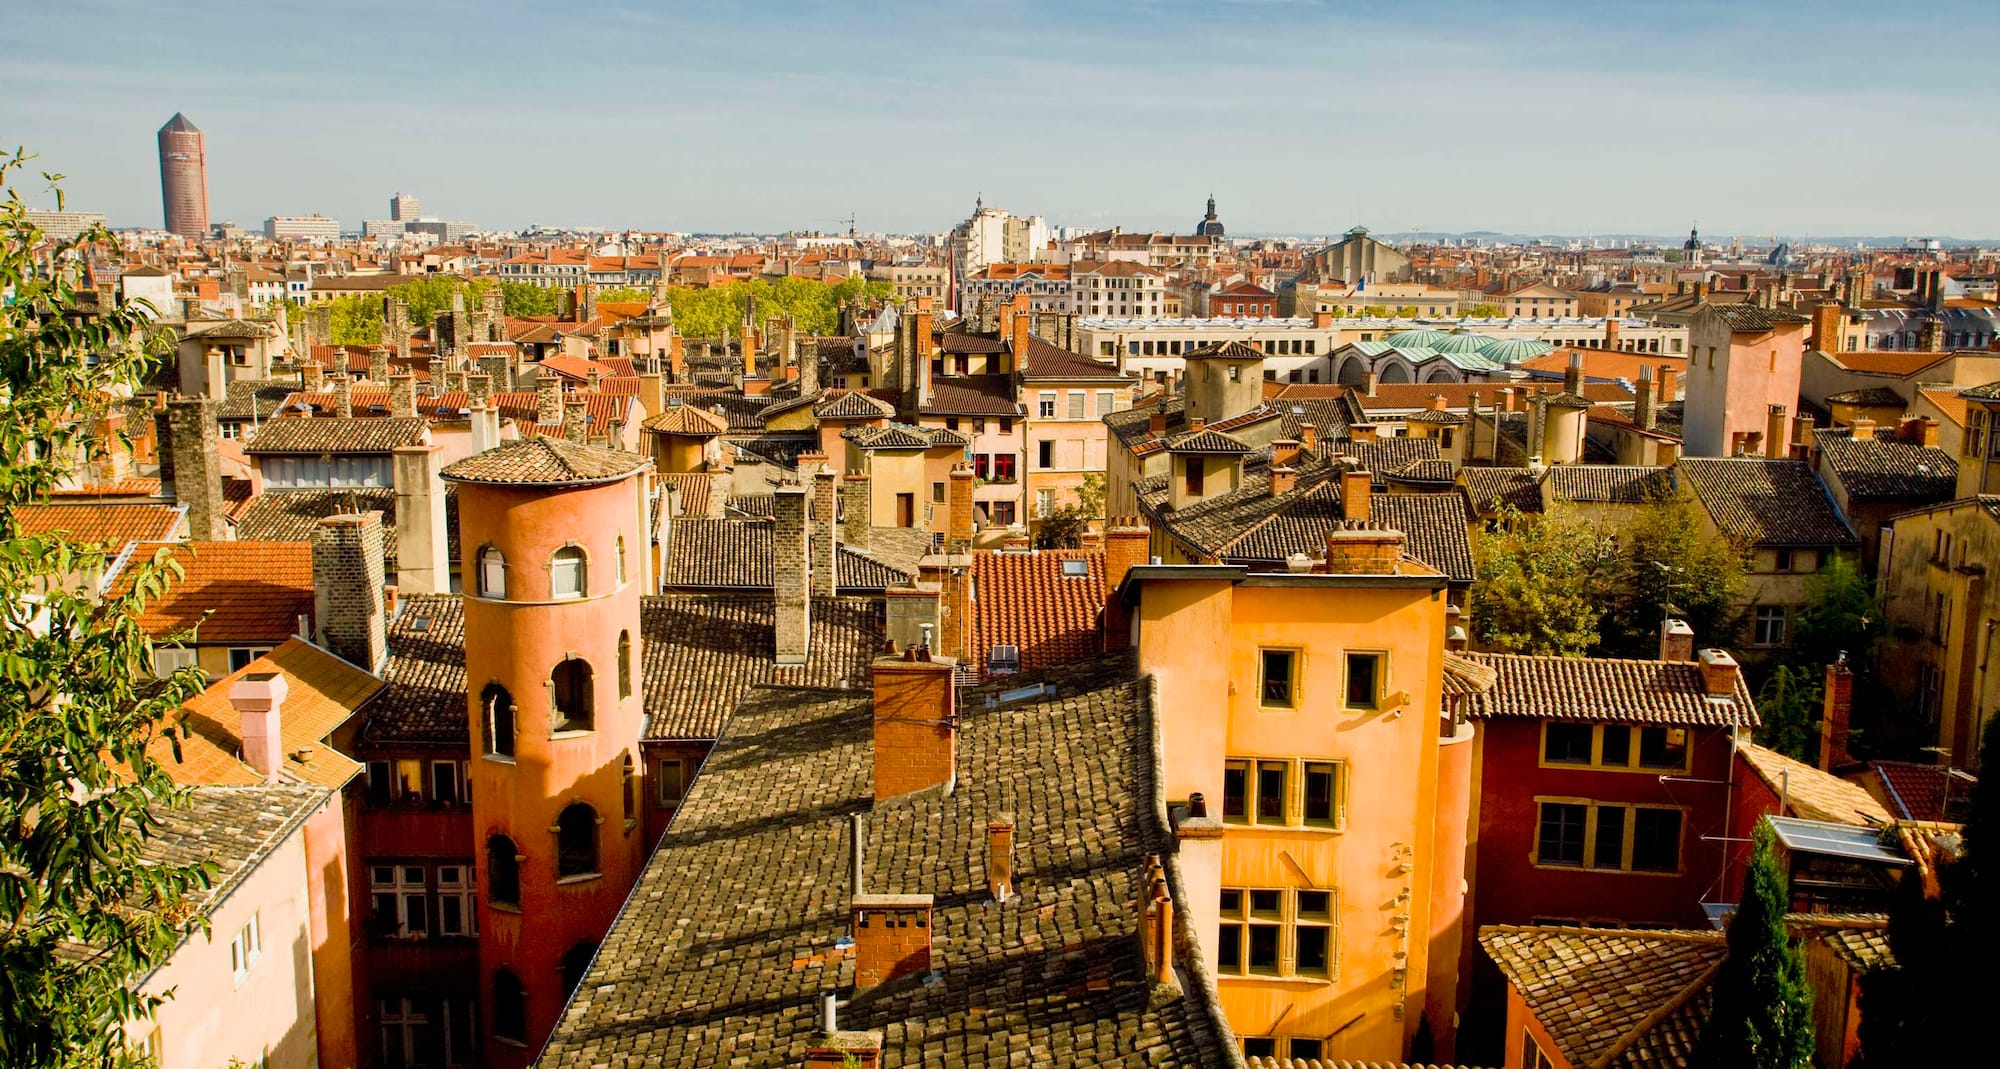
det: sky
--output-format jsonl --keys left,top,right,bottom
{"left": 7, "top": 0, "right": 2000, "bottom": 239}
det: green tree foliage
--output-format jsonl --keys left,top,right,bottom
{"left": 1361, "top": 304, "right": 1392, "bottom": 318}
{"left": 1750, "top": 555, "right": 1881, "bottom": 762}
{"left": 1074, "top": 472, "right": 1106, "bottom": 520}
{"left": 593, "top": 287, "right": 650, "bottom": 304}
{"left": 1, "top": 152, "right": 214, "bottom": 1069}
{"left": 1596, "top": 494, "right": 1747, "bottom": 658}
{"left": 1753, "top": 664, "right": 1823, "bottom": 762}
{"left": 325, "top": 294, "right": 382, "bottom": 345}
{"left": 1469, "top": 505, "right": 1616, "bottom": 655}
{"left": 1695, "top": 822, "right": 1815, "bottom": 1069}
{"left": 1463, "top": 303, "right": 1504, "bottom": 317}
{"left": 1034, "top": 505, "right": 1090, "bottom": 549}
{"left": 1393, "top": 304, "right": 1421, "bottom": 318}
{"left": 497, "top": 281, "right": 558, "bottom": 318}
{"left": 662, "top": 277, "right": 891, "bottom": 338}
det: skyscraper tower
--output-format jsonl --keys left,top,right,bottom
{"left": 439, "top": 437, "right": 654, "bottom": 1069}
{"left": 391, "top": 191, "right": 420, "bottom": 222}
{"left": 157, "top": 113, "right": 208, "bottom": 239}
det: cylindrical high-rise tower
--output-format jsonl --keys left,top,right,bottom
{"left": 440, "top": 437, "right": 653, "bottom": 1069}
{"left": 157, "top": 113, "right": 208, "bottom": 239}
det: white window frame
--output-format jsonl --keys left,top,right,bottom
{"left": 371, "top": 865, "right": 429, "bottom": 939}
{"left": 229, "top": 913, "right": 262, "bottom": 986}
{"left": 478, "top": 546, "right": 507, "bottom": 599}
{"left": 152, "top": 645, "right": 199, "bottom": 677}
{"left": 549, "top": 546, "right": 587, "bottom": 599}
{"left": 227, "top": 646, "right": 272, "bottom": 672}
{"left": 436, "top": 864, "right": 477, "bottom": 937}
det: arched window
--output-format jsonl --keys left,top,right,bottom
{"left": 482, "top": 683, "right": 516, "bottom": 758}
{"left": 556, "top": 802, "right": 599, "bottom": 877}
{"left": 616, "top": 536, "right": 627, "bottom": 584}
{"left": 617, "top": 631, "right": 632, "bottom": 700}
{"left": 621, "top": 754, "right": 635, "bottom": 822}
{"left": 487, "top": 834, "right": 520, "bottom": 907}
{"left": 561, "top": 941, "right": 599, "bottom": 998}
{"left": 551, "top": 658, "right": 594, "bottom": 733}
{"left": 478, "top": 545, "right": 507, "bottom": 598}
{"left": 492, "top": 969, "right": 526, "bottom": 1044}
{"left": 549, "top": 545, "right": 587, "bottom": 599}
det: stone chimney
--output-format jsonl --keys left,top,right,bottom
{"left": 871, "top": 645, "right": 957, "bottom": 800}
{"left": 1634, "top": 366, "right": 1656, "bottom": 431}
{"left": 536, "top": 371, "right": 563, "bottom": 425}
{"left": 1697, "top": 648, "right": 1740, "bottom": 698}
{"left": 797, "top": 322, "right": 819, "bottom": 395}
{"left": 479, "top": 352, "right": 511, "bottom": 393}
{"left": 773, "top": 485, "right": 812, "bottom": 665}
{"left": 947, "top": 463, "right": 975, "bottom": 549}
{"left": 428, "top": 357, "right": 446, "bottom": 392}
{"left": 390, "top": 373, "right": 417, "bottom": 419}
{"left": 1820, "top": 654, "right": 1854, "bottom": 771}
{"left": 1340, "top": 468, "right": 1372, "bottom": 522}
{"left": 368, "top": 347, "right": 390, "bottom": 384}
{"left": 1564, "top": 350, "right": 1584, "bottom": 394}
{"left": 166, "top": 398, "right": 227, "bottom": 541}
{"left": 1765, "top": 404, "right": 1790, "bottom": 459}
{"left": 564, "top": 400, "right": 588, "bottom": 444}
{"left": 987, "top": 816, "right": 1015, "bottom": 902}
{"left": 811, "top": 460, "right": 839, "bottom": 598}
{"left": 842, "top": 471, "right": 872, "bottom": 550}
{"left": 1270, "top": 466, "right": 1297, "bottom": 496}
{"left": 851, "top": 894, "right": 934, "bottom": 991}
{"left": 392, "top": 443, "right": 449, "bottom": 594}
{"left": 1921, "top": 317, "right": 1945, "bottom": 353}
{"left": 1363, "top": 370, "right": 1380, "bottom": 397}
{"left": 229, "top": 671, "right": 289, "bottom": 782}
{"left": 1850, "top": 416, "right": 1876, "bottom": 441}
{"left": 312, "top": 511, "right": 389, "bottom": 672}
{"left": 302, "top": 362, "right": 324, "bottom": 391}
{"left": 334, "top": 374, "right": 353, "bottom": 418}
{"left": 1659, "top": 618, "right": 1695, "bottom": 661}
{"left": 467, "top": 372, "right": 493, "bottom": 408}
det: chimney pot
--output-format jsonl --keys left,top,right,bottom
{"left": 986, "top": 816, "right": 1015, "bottom": 902}
{"left": 229, "top": 671, "right": 290, "bottom": 782}
{"left": 1340, "top": 468, "right": 1373, "bottom": 522}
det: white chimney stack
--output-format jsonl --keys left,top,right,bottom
{"left": 230, "top": 671, "right": 290, "bottom": 782}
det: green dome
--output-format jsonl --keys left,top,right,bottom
{"left": 1428, "top": 333, "right": 1489, "bottom": 355}
{"left": 1385, "top": 329, "right": 1455, "bottom": 348}
{"left": 1476, "top": 337, "right": 1556, "bottom": 364}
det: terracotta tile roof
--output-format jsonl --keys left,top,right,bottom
{"left": 1164, "top": 427, "right": 1253, "bottom": 454}
{"left": 1872, "top": 761, "right": 1977, "bottom": 822}
{"left": 845, "top": 423, "right": 962, "bottom": 451}
{"left": 1441, "top": 651, "right": 1498, "bottom": 697}
{"left": 1521, "top": 347, "right": 1688, "bottom": 381}
{"left": 1462, "top": 653, "right": 1759, "bottom": 727}
{"left": 1020, "top": 336, "right": 1130, "bottom": 380}
{"left": 11, "top": 503, "right": 183, "bottom": 545}
{"left": 111, "top": 541, "right": 314, "bottom": 643}
{"left": 146, "top": 784, "right": 330, "bottom": 922}
{"left": 662, "top": 518, "right": 915, "bottom": 592}
{"left": 163, "top": 638, "right": 378, "bottom": 790}
{"left": 1792, "top": 915, "right": 1894, "bottom": 972}
{"left": 439, "top": 437, "right": 650, "bottom": 486}
{"left": 365, "top": 595, "right": 469, "bottom": 744}
{"left": 1371, "top": 494, "right": 1477, "bottom": 581}
{"left": 48, "top": 477, "right": 164, "bottom": 499}
{"left": 536, "top": 354, "right": 622, "bottom": 382}
{"left": 922, "top": 375, "right": 1023, "bottom": 417}
{"left": 1917, "top": 387, "right": 1968, "bottom": 428}
{"left": 661, "top": 472, "right": 715, "bottom": 518}
{"left": 1706, "top": 303, "right": 1810, "bottom": 331}
{"left": 939, "top": 332, "right": 1009, "bottom": 354}
{"left": 639, "top": 595, "right": 882, "bottom": 740}
{"left": 243, "top": 416, "right": 428, "bottom": 455}
{"left": 1458, "top": 467, "right": 1541, "bottom": 515}
{"left": 540, "top": 659, "right": 1233, "bottom": 1068}
{"left": 216, "top": 379, "right": 297, "bottom": 421}
{"left": 1822, "top": 350, "right": 1954, "bottom": 376}
{"left": 1814, "top": 431, "right": 1956, "bottom": 501}
{"left": 972, "top": 550, "right": 1105, "bottom": 675}
{"left": 1183, "top": 339, "right": 1266, "bottom": 362}
{"left": 813, "top": 389, "right": 896, "bottom": 420}
{"left": 1824, "top": 385, "right": 1907, "bottom": 407}
{"left": 1340, "top": 439, "right": 1443, "bottom": 488}
{"left": 1356, "top": 381, "right": 1632, "bottom": 414}
{"left": 1480, "top": 925, "right": 1725, "bottom": 1069}
{"left": 1675, "top": 458, "right": 1858, "bottom": 547}
{"left": 640, "top": 403, "right": 728, "bottom": 435}
{"left": 1737, "top": 743, "right": 1891, "bottom": 826}
{"left": 231, "top": 487, "right": 459, "bottom": 571}
{"left": 1544, "top": 465, "right": 1673, "bottom": 504}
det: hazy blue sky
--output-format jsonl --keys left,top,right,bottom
{"left": 7, "top": 0, "right": 1998, "bottom": 238}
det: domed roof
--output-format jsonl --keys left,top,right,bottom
{"left": 1428, "top": 333, "right": 1490, "bottom": 355}
{"left": 1385, "top": 329, "right": 1455, "bottom": 348}
{"left": 1476, "top": 337, "right": 1556, "bottom": 364}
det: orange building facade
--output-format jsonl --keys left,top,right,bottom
{"left": 1129, "top": 532, "right": 1469, "bottom": 1063}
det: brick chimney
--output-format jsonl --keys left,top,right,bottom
{"left": 1188, "top": 415, "right": 1205, "bottom": 433}
{"left": 165, "top": 398, "right": 226, "bottom": 541}
{"left": 669, "top": 333, "right": 686, "bottom": 382}
{"left": 230, "top": 671, "right": 289, "bottom": 782}
{"left": 390, "top": 373, "right": 417, "bottom": 419}
{"left": 1605, "top": 317, "right": 1622, "bottom": 351}
{"left": 773, "top": 485, "right": 811, "bottom": 665}
{"left": 741, "top": 322, "right": 757, "bottom": 381}
{"left": 1657, "top": 365, "right": 1677, "bottom": 404}
{"left": 1850, "top": 416, "right": 1876, "bottom": 441}
{"left": 987, "top": 816, "right": 1015, "bottom": 902}
{"left": 1658, "top": 618, "right": 1695, "bottom": 662}
{"left": 1634, "top": 366, "right": 1656, "bottom": 431}
{"left": 1313, "top": 309, "right": 1333, "bottom": 328}
{"left": 1340, "top": 468, "right": 1372, "bottom": 522}
{"left": 842, "top": 471, "right": 872, "bottom": 550}
{"left": 392, "top": 442, "right": 449, "bottom": 594}
{"left": 946, "top": 463, "right": 975, "bottom": 549}
{"left": 1697, "top": 648, "right": 1740, "bottom": 698}
{"left": 1921, "top": 317, "right": 1945, "bottom": 353}
{"left": 1818, "top": 653, "right": 1855, "bottom": 771}
{"left": 811, "top": 460, "right": 839, "bottom": 598}
{"left": 1322, "top": 528, "right": 1403, "bottom": 575}
{"left": 1899, "top": 416, "right": 1939, "bottom": 448}
{"left": 334, "top": 374, "right": 353, "bottom": 418}
{"left": 1270, "top": 466, "right": 1297, "bottom": 496}
{"left": 1810, "top": 302, "right": 1843, "bottom": 353}
{"left": 1272, "top": 438, "right": 1301, "bottom": 467}
{"left": 312, "top": 511, "right": 389, "bottom": 672}
{"left": 1563, "top": 350, "right": 1583, "bottom": 394}
{"left": 871, "top": 646, "right": 956, "bottom": 800}
{"left": 1765, "top": 404, "right": 1789, "bottom": 459}
{"left": 1148, "top": 409, "right": 1167, "bottom": 437}
{"left": 536, "top": 370, "right": 563, "bottom": 425}
{"left": 1011, "top": 307, "right": 1032, "bottom": 370}
{"left": 1299, "top": 423, "right": 1318, "bottom": 452}
{"left": 851, "top": 894, "right": 934, "bottom": 990}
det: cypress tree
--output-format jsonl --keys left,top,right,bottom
{"left": 1695, "top": 821, "right": 1815, "bottom": 1069}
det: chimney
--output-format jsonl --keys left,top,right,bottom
{"left": 1340, "top": 468, "right": 1372, "bottom": 522}
{"left": 368, "top": 347, "right": 389, "bottom": 384}
{"left": 1363, "top": 370, "right": 1380, "bottom": 396}
{"left": 536, "top": 371, "right": 563, "bottom": 425}
{"left": 312, "top": 511, "right": 389, "bottom": 672}
{"left": 479, "top": 352, "right": 512, "bottom": 393}
{"left": 302, "top": 362, "right": 324, "bottom": 391}
{"left": 741, "top": 324, "right": 757, "bottom": 381}
{"left": 1563, "top": 350, "right": 1584, "bottom": 394}
{"left": 470, "top": 402, "right": 501, "bottom": 454}
{"left": 1657, "top": 365, "right": 1677, "bottom": 404}
{"left": 1605, "top": 317, "right": 1622, "bottom": 351}
{"left": 1820, "top": 654, "right": 1854, "bottom": 771}
{"left": 1850, "top": 416, "right": 1876, "bottom": 441}
{"left": 1313, "top": 309, "right": 1333, "bottom": 328}
{"left": 1322, "top": 528, "right": 1403, "bottom": 575}
{"left": 1659, "top": 618, "right": 1695, "bottom": 661}
{"left": 1270, "top": 466, "right": 1297, "bottom": 496}
{"left": 811, "top": 460, "right": 839, "bottom": 598}
{"left": 1188, "top": 416, "right": 1205, "bottom": 433}
{"left": 334, "top": 374, "right": 353, "bottom": 418}
{"left": 229, "top": 671, "right": 289, "bottom": 783}
{"left": 1635, "top": 366, "right": 1656, "bottom": 431}
{"left": 1428, "top": 393, "right": 1449, "bottom": 413}
{"left": 467, "top": 372, "right": 493, "bottom": 408}
{"left": 805, "top": 1031, "right": 883, "bottom": 1069}
{"left": 773, "top": 485, "right": 811, "bottom": 665}
{"left": 851, "top": 894, "right": 934, "bottom": 991}
{"left": 392, "top": 443, "right": 449, "bottom": 594}
{"left": 390, "top": 373, "right": 417, "bottom": 419}
{"left": 797, "top": 322, "right": 819, "bottom": 395}
{"left": 1765, "top": 404, "right": 1789, "bottom": 459}
{"left": 1921, "top": 317, "right": 1945, "bottom": 353}
{"left": 1299, "top": 422, "right": 1318, "bottom": 452}
{"left": 166, "top": 398, "right": 226, "bottom": 541}
{"left": 842, "top": 471, "right": 872, "bottom": 550}
{"left": 1697, "top": 648, "right": 1740, "bottom": 698}
{"left": 1140, "top": 854, "right": 1174, "bottom": 985}
{"left": 564, "top": 399, "right": 588, "bottom": 443}
{"left": 1101, "top": 518, "right": 1149, "bottom": 654}
{"left": 1148, "top": 409, "right": 1167, "bottom": 437}
{"left": 428, "top": 357, "right": 446, "bottom": 391}
{"left": 1811, "top": 302, "right": 1843, "bottom": 353}
{"left": 1010, "top": 307, "right": 1032, "bottom": 370}
{"left": 1791, "top": 412, "right": 1816, "bottom": 459}
{"left": 1272, "top": 438, "right": 1301, "bottom": 467}
{"left": 947, "top": 463, "right": 975, "bottom": 549}
{"left": 669, "top": 333, "right": 686, "bottom": 381}
{"left": 986, "top": 816, "right": 1015, "bottom": 901}
{"left": 871, "top": 646, "right": 956, "bottom": 800}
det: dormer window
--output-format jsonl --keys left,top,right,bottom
{"left": 550, "top": 546, "right": 587, "bottom": 599}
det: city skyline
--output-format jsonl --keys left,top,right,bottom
{"left": 7, "top": 1, "right": 2000, "bottom": 237}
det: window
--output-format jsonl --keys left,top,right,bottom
{"left": 1773, "top": 548, "right": 1793, "bottom": 573}
{"left": 482, "top": 683, "right": 516, "bottom": 758}
{"left": 1260, "top": 648, "right": 1297, "bottom": 707}
{"left": 1303, "top": 762, "right": 1341, "bottom": 827}
{"left": 1067, "top": 391, "right": 1085, "bottom": 419}
{"left": 656, "top": 756, "right": 689, "bottom": 809}
{"left": 621, "top": 754, "right": 636, "bottom": 823}
{"left": 430, "top": 760, "right": 464, "bottom": 807}
{"left": 551, "top": 657, "right": 594, "bottom": 732}
{"left": 437, "top": 865, "right": 476, "bottom": 936}
{"left": 486, "top": 835, "right": 520, "bottom": 908}
{"left": 1543, "top": 722, "right": 1595, "bottom": 764}
{"left": 1344, "top": 652, "right": 1381, "bottom": 709}
{"left": 1095, "top": 390, "right": 1115, "bottom": 418}
{"left": 991, "top": 500, "right": 1016, "bottom": 527}
{"left": 1035, "top": 489, "right": 1054, "bottom": 518}
{"left": 1632, "top": 809, "right": 1684, "bottom": 872}
{"left": 1637, "top": 727, "right": 1688, "bottom": 771}
{"left": 550, "top": 545, "right": 586, "bottom": 598}
{"left": 228, "top": 646, "right": 272, "bottom": 672}
{"left": 1184, "top": 458, "right": 1204, "bottom": 497}
{"left": 229, "top": 913, "right": 262, "bottom": 985}
{"left": 478, "top": 546, "right": 507, "bottom": 598}
{"left": 615, "top": 536, "right": 626, "bottom": 584}
{"left": 1037, "top": 440, "right": 1054, "bottom": 469}
{"left": 371, "top": 865, "right": 429, "bottom": 938}
{"left": 152, "top": 645, "right": 199, "bottom": 678}
{"left": 491, "top": 971, "right": 526, "bottom": 1045}
{"left": 1217, "top": 887, "right": 1337, "bottom": 979}
{"left": 932, "top": 481, "right": 946, "bottom": 503}
{"left": 1536, "top": 802, "right": 1588, "bottom": 866}
{"left": 557, "top": 802, "right": 600, "bottom": 878}
{"left": 617, "top": 631, "right": 633, "bottom": 700}
{"left": 1038, "top": 391, "right": 1056, "bottom": 418}
{"left": 1537, "top": 799, "right": 1683, "bottom": 872}
{"left": 1543, "top": 723, "right": 1690, "bottom": 772}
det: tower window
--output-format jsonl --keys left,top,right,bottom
{"left": 478, "top": 546, "right": 507, "bottom": 598}
{"left": 482, "top": 683, "right": 515, "bottom": 758}
{"left": 615, "top": 536, "right": 627, "bottom": 584}
{"left": 556, "top": 802, "right": 600, "bottom": 878}
{"left": 491, "top": 970, "right": 526, "bottom": 1044}
{"left": 551, "top": 658, "right": 595, "bottom": 733}
{"left": 617, "top": 631, "right": 633, "bottom": 700}
{"left": 486, "top": 834, "right": 520, "bottom": 908}
{"left": 621, "top": 754, "right": 636, "bottom": 822}
{"left": 550, "top": 545, "right": 587, "bottom": 599}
